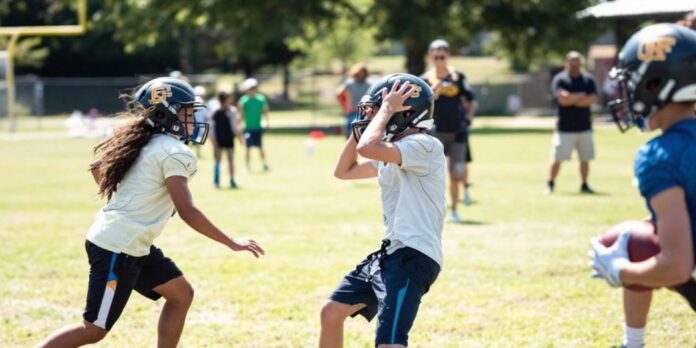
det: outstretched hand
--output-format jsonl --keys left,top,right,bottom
{"left": 380, "top": 80, "right": 416, "bottom": 114}
{"left": 230, "top": 238, "right": 265, "bottom": 258}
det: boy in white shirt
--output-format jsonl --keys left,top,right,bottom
{"left": 320, "top": 74, "right": 446, "bottom": 348}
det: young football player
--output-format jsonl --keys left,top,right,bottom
{"left": 238, "top": 78, "right": 270, "bottom": 172}
{"left": 211, "top": 91, "right": 243, "bottom": 189}
{"left": 36, "top": 77, "right": 264, "bottom": 348}
{"left": 320, "top": 74, "right": 446, "bottom": 348}
{"left": 589, "top": 23, "right": 696, "bottom": 348}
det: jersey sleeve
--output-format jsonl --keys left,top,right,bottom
{"left": 395, "top": 137, "right": 435, "bottom": 176}
{"left": 634, "top": 144, "right": 682, "bottom": 201}
{"left": 458, "top": 72, "right": 476, "bottom": 101}
{"left": 586, "top": 76, "right": 598, "bottom": 95}
{"left": 162, "top": 152, "right": 198, "bottom": 179}
{"left": 551, "top": 74, "right": 564, "bottom": 95}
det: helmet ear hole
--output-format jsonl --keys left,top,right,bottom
{"left": 645, "top": 78, "right": 662, "bottom": 92}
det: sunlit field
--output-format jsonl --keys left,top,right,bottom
{"left": 2, "top": 118, "right": 695, "bottom": 347}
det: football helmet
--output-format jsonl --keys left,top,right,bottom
{"left": 608, "top": 23, "right": 696, "bottom": 132}
{"left": 134, "top": 77, "right": 209, "bottom": 144}
{"left": 351, "top": 73, "right": 434, "bottom": 142}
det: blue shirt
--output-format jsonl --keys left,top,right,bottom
{"left": 635, "top": 118, "right": 696, "bottom": 255}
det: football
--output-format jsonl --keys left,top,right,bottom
{"left": 600, "top": 220, "right": 660, "bottom": 291}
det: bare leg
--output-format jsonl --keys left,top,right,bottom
{"left": 319, "top": 301, "right": 365, "bottom": 348}
{"left": 245, "top": 146, "right": 251, "bottom": 170}
{"left": 227, "top": 149, "right": 235, "bottom": 182}
{"left": 580, "top": 161, "right": 590, "bottom": 184}
{"left": 624, "top": 288, "right": 651, "bottom": 329}
{"left": 548, "top": 161, "right": 561, "bottom": 182}
{"left": 152, "top": 276, "right": 194, "bottom": 348}
{"left": 35, "top": 321, "right": 107, "bottom": 348}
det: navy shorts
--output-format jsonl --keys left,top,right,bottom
{"left": 244, "top": 129, "right": 263, "bottom": 148}
{"left": 82, "top": 240, "right": 182, "bottom": 330}
{"left": 329, "top": 246, "right": 440, "bottom": 347}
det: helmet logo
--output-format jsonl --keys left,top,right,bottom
{"left": 410, "top": 85, "right": 422, "bottom": 98}
{"left": 149, "top": 84, "right": 173, "bottom": 105}
{"left": 638, "top": 37, "right": 676, "bottom": 62}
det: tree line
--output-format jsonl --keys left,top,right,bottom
{"left": 2, "top": 0, "right": 606, "bottom": 77}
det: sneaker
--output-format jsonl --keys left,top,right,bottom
{"left": 230, "top": 180, "right": 238, "bottom": 189}
{"left": 580, "top": 183, "right": 595, "bottom": 194}
{"left": 462, "top": 190, "right": 473, "bottom": 205}
{"left": 448, "top": 210, "right": 462, "bottom": 223}
{"left": 544, "top": 181, "right": 554, "bottom": 194}
{"left": 262, "top": 163, "right": 270, "bottom": 172}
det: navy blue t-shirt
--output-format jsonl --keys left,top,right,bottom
{"left": 635, "top": 118, "right": 696, "bottom": 257}
{"left": 423, "top": 70, "right": 476, "bottom": 133}
{"left": 551, "top": 71, "right": 596, "bottom": 132}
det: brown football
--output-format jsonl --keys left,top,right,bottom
{"left": 600, "top": 220, "right": 660, "bottom": 291}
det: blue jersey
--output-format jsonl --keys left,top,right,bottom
{"left": 634, "top": 118, "right": 696, "bottom": 254}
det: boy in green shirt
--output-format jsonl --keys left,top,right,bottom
{"left": 238, "top": 78, "right": 270, "bottom": 172}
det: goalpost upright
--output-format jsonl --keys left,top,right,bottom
{"left": 0, "top": 0, "right": 87, "bottom": 132}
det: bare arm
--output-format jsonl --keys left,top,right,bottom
{"left": 334, "top": 136, "right": 378, "bottom": 180}
{"left": 555, "top": 90, "right": 586, "bottom": 106}
{"left": 165, "top": 176, "right": 264, "bottom": 257}
{"left": 620, "top": 187, "right": 694, "bottom": 287}
{"left": 356, "top": 81, "right": 416, "bottom": 164}
{"left": 574, "top": 93, "right": 597, "bottom": 107}
{"left": 461, "top": 97, "right": 478, "bottom": 121}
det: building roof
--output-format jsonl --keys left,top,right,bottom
{"left": 578, "top": 0, "right": 695, "bottom": 19}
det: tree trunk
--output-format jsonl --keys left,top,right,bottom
{"left": 403, "top": 38, "right": 427, "bottom": 75}
{"left": 281, "top": 63, "right": 290, "bottom": 100}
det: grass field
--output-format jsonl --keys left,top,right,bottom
{"left": 2, "top": 118, "right": 695, "bottom": 347}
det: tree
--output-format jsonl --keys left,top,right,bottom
{"left": 478, "top": 0, "right": 607, "bottom": 71}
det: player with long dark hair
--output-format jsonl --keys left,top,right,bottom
{"left": 36, "top": 77, "right": 264, "bottom": 348}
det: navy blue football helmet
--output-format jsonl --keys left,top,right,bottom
{"left": 351, "top": 73, "right": 435, "bottom": 142}
{"left": 608, "top": 23, "right": 696, "bottom": 132}
{"left": 134, "top": 77, "right": 209, "bottom": 144}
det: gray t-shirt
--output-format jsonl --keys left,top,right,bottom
{"left": 372, "top": 133, "right": 447, "bottom": 266}
{"left": 343, "top": 78, "right": 371, "bottom": 107}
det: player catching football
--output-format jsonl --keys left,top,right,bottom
{"left": 320, "top": 74, "right": 446, "bottom": 348}
{"left": 589, "top": 23, "right": 696, "bottom": 348}
{"left": 36, "top": 77, "right": 264, "bottom": 348}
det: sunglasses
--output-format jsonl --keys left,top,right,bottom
{"left": 434, "top": 55, "right": 447, "bottom": 61}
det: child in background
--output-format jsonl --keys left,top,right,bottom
{"left": 238, "top": 78, "right": 270, "bottom": 172}
{"left": 211, "top": 91, "right": 243, "bottom": 189}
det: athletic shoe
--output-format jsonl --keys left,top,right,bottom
{"left": 449, "top": 211, "right": 462, "bottom": 223}
{"left": 462, "top": 190, "right": 473, "bottom": 205}
{"left": 230, "top": 180, "right": 238, "bottom": 189}
{"left": 263, "top": 163, "right": 270, "bottom": 172}
{"left": 544, "top": 181, "right": 554, "bottom": 194}
{"left": 580, "top": 183, "right": 595, "bottom": 194}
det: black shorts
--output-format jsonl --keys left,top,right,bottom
{"left": 674, "top": 279, "right": 696, "bottom": 311}
{"left": 329, "top": 246, "right": 440, "bottom": 347}
{"left": 244, "top": 129, "right": 263, "bottom": 148}
{"left": 83, "top": 240, "right": 182, "bottom": 330}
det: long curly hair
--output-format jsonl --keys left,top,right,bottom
{"left": 91, "top": 94, "right": 157, "bottom": 200}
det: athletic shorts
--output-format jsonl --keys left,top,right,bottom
{"left": 329, "top": 246, "right": 440, "bottom": 347}
{"left": 244, "top": 129, "right": 263, "bottom": 148}
{"left": 83, "top": 240, "right": 183, "bottom": 330}
{"left": 673, "top": 279, "right": 696, "bottom": 311}
{"left": 551, "top": 130, "right": 595, "bottom": 162}
{"left": 464, "top": 132, "right": 472, "bottom": 163}
{"left": 431, "top": 131, "right": 467, "bottom": 174}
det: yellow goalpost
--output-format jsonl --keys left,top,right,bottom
{"left": 0, "top": 0, "right": 87, "bottom": 132}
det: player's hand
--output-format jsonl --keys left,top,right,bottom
{"left": 380, "top": 80, "right": 415, "bottom": 114}
{"left": 229, "top": 238, "right": 265, "bottom": 258}
{"left": 589, "top": 230, "right": 630, "bottom": 287}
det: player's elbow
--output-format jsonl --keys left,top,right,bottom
{"left": 176, "top": 204, "right": 199, "bottom": 222}
{"left": 333, "top": 168, "right": 348, "bottom": 180}
{"left": 356, "top": 143, "right": 378, "bottom": 159}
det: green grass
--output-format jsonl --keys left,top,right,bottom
{"left": 1, "top": 119, "right": 695, "bottom": 347}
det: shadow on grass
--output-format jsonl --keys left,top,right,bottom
{"left": 448, "top": 219, "right": 486, "bottom": 226}
{"left": 557, "top": 191, "right": 610, "bottom": 197}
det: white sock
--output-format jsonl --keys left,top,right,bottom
{"left": 623, "top": 326, "right": 645, "bottom": 348}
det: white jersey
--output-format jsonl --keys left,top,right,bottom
{"left": 374, "top": 133, "right": 446, "bottom": 266}
{"left": 87, "top": 134, "right": 198, "bottom": 256}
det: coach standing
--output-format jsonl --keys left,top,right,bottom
{"left": 546, "top": 51, "right": 597, "bottom": 194}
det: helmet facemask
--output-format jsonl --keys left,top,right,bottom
{"left": 149, "top": 101, "right": 209, "bottom": 145}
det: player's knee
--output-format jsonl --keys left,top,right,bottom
{"left": 180, "top": 281, "right": 195, "bottom": 306}
{"left": 83, "top": 322, "right": 108, "bottom": 343}
{"left": 320, "top": 301, "right": 345, "bottom": 325}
